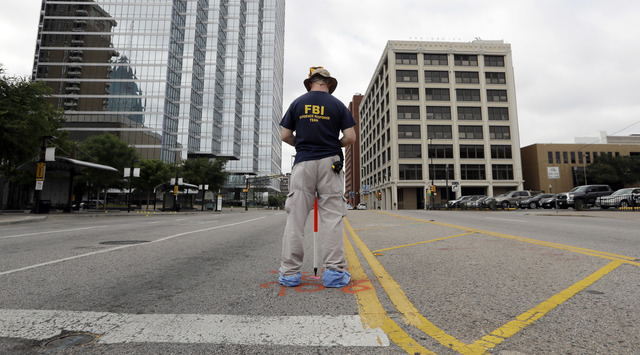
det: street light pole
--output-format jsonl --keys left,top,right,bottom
{"left": 429, "top": 138, "right": 434, "bottom": 209}
{"left": 127, "top": 159, "right": 135, "bottom": 213}
{"left": 446, "top": 163, "right": 449, "bottom": 207}
{"left": 244, "top": 175, "right": 249, "bottom": 211}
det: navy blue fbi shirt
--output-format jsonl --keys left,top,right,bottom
{"left": 280, "top": 91, "right": 356, "bottom": 166}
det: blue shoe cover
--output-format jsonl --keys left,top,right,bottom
{"left": 278, "top": 272, "right": 301, "bottom": 287}
{"left": 323, "top": 269, "right": 351, "bottom": 288}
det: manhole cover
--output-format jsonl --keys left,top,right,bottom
{"left": 43, "top": 332, "right": 99, "bottom": 348}
{"left": 100, "top": 240, "right": 149, "bottom": 245}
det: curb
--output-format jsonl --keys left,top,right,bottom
{"left": 0, "top": 216, "right": 48, "bottom": 226}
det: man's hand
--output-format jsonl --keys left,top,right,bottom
{"left": 340, "top": 127, "right": 356, "bottom": 147}
{"left": 281, "top": 127, "right": 296, "bottom": 146}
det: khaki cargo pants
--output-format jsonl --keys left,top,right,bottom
{"left": 280, "top": 155, "right": 348, "bottom": 277}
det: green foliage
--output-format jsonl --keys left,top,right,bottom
{"left": 180, "top": 158, "right": 228, "bottom": 192}
{"left": 268, "top": 194, "right": 285, "bottom": 207}
{"left": 0, "top": 70, "right": 64, "bottom": 176}
{"left": 76, "top": 133, "right": 138, "bottom": 190}
{"left": 586, "top": 155, "right": 640, "bottom": 190}
{"left": 135, "top": 159, "right": 172, "bottom": 192}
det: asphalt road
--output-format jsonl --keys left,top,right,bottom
{"left": 0, "top": 209, "right": 638, "bottom": 354}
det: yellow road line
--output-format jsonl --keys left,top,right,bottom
{"left": 345, "top": 219, "right": 475, "bottom": 354}
{"left": 343, "top": 230, "right": 436, "bottom": 354}
{"left": 354, "top": 222, "right": 425, "bottom": 232}
{"left": 463, "top": 260, "right": 624, "bottom": 353}
{"left": 349, "top": 211, "right": 635, "bottom": 354}
{"left": 372, "top": 232, "right": 475, "bottom": 253}
{"left": 377, "top": 210, "right": 638, "bottom": 263}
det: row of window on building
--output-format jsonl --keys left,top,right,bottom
{"left": 397, "top": 88, "right": 508, "bottom": 102}
{"left": 397, "top": 70, "right": 506, "bottom": 84}
{"left": 396, "top": 53, "right": 505, "bottom": 67}
{"left": 548, "top": 151, "right": 623, "bottom": 165}
{"left": 398, "top": 144, "right": 512, "bottom": 159}
{"left": 363, "top": 143, "right": 514, "bottom": 181}
{"left": 390, "top": 163, "right": 514, "bottom": 181}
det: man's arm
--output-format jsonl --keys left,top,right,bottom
{"left": 340, "top": 127, "right": 356, "bottom": 147}
{"left": 281, "top": 127, "right": 296, "bottom": 147}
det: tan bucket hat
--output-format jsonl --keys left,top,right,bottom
{"left": 304, "top": 66, "right": 338, "bottom": 94}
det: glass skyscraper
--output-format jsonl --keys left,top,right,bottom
{"left": 32, "top": 0, "right": 285, "bottom": 179}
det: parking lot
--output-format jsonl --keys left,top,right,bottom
{"left": 343, "top": 208, "right": 639, "bottom": 354}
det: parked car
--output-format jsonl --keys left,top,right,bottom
{"left": 556, "top": 185, "right": 613, "bottom": 209}
{"left": 356, "top": 203, "right": 367, "bottom": 210}
{"left": 493, "top": 190, "right": 542, "bottom": 208}
{"left": 518, "top": 193, "right": 556, "bottom": 209}
{"left": 596, "top": 187, "right": 640, "bottom": 209}
{"left": 77, "top": 200, "right": 104, "bottom": 209}
{"left": 462, "top": 195, "right": 487, "bottom": 209}
{"left": 481, "top": 193, "right": 505, "bottom": 209}
{"left": 447, "top": 195, "right": 472, "bottom": 208}
{"left": 540, "top": 196, "right": 557, "bottom": 209}
{"left": 473, "top": 196, "right": 493, "bottom": 209}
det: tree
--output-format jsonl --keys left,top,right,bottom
{"left": 268, "top": 194, "right": 285, "bottom": 208}
{"left": 135, "top": 159, "right": 173, "bottom": 209}
{"left": 586, "top": 155, "right": 640, "bottom": 190}
{"left": 76, "top": 133, "right": 138, "bottom": 208}
{"left": 180, "top": 158, "right": 228, "bottom": 194}
{"left": 0, "top": 67, "right": 64, "bottom": 209}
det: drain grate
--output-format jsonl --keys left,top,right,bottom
{"left": 100, "top": 240, "right": 149, "bottom": 245}
{"left": 43, "top": 332, "right": 99, "bottom": 349}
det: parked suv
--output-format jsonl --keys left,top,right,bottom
{"left": 556, "top": 184, "right": 612, "bottom": 209}
{"left": 493, "top": 190, "right": 541, "bottom": 208}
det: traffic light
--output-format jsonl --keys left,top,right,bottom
{"left": 377, "top": 192, "right": 382, "bottom": 200}
{"left": 430, "top": 185, "right": 436, "bottom": 192}
{"left": 246, "top": 180, "right": 250, "bottom": 190}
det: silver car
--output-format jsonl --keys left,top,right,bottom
{"left": 596, "top": 188, "right": 640, "bottom": 209}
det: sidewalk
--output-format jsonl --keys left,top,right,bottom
{"left": 0, "top": 209, "right": 196, "bottom": 226}
{"left": 527, "top": 209, "right": 640, "bottom": 221}
{"left": 0, "top": 206, "right": 267, "bottom": 226}
{"left": 0, "top": 213, "right": 48, "bottom": 225}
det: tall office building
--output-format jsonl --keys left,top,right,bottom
{"left": 360, "top": 40, "right": 523, "bottom": 209}
{"left": 32, "top": 0, "right": 285, "bottom": 181}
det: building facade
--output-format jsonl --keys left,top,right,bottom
{"left": 521, "top": 142, "right": 640, "bottom": 194}
{"left": 32, "top": 0, "right": 285, "bottom": 182}
{"left": 345, "top": 94, "right": 363, "bottom": 207}
{"left": 359, "top": 40, "right": 523, "bottom": 209}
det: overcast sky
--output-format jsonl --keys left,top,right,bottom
{"left": 3, "top": 0, "right": 639, "bottom": 173}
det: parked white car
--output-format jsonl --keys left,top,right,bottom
{"left": 596, "top": 187, "right": 640, "bottom": 209}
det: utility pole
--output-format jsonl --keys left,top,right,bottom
{"left": 445, "top": 163, "right": 450, "bottom": 207}
{"left": 34, "top": 136, "right": 54, "bottom": 214}
{"left": 127, "top": 159, "right": 135, "bottom": 213}
{"left": 173, "top": 169, "right": 180, "bottom": 212}
{"left": 428, "top": 138, "right": 434, "bottom": 209}
{"left": 244, "top": 176, "right": 250, "bottom": 211}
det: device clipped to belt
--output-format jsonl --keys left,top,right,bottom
{"left": 331, "top": 151, "right": 344, "bottom": 174}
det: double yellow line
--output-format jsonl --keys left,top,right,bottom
{"left": 344, "top": 212, "right": 632, "bottom": 354}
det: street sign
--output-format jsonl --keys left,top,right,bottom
{"left": 35, "top": 180, "right": 44, "bottom": 191}
{"left": 547, "top": 167, "right": 560, "bottom": 180}
{"left": 36, "top": 162, "right": 46, "bottom": 180}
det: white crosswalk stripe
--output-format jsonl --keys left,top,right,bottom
{"left": 0, "top": 309, "right": 389, "bottom": 347}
